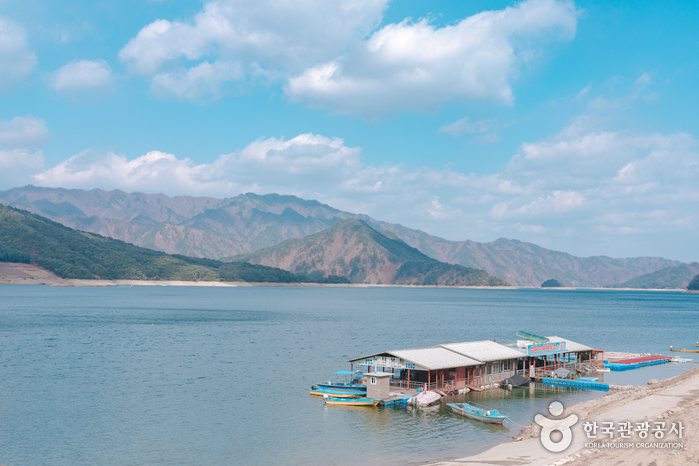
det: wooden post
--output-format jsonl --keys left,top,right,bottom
{"left": 351, "top": 363, "right": 353, "bottom": 371}
{"left": 407, "top": 369, "right": 411, "bottom": 386}
{"left": 428, "top": 370, "right": 431, "bottom": 389}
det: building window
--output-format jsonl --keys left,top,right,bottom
{"left": 493, "top": 361, "right": 501, "bottom": 373}
{"left": 503, "top": 360, "right": 510, "bottom": 371}
{"left": 370, "top": 377, "right": 377, "bottom": 385}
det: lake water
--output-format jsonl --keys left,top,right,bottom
{"left": 1, "top": 286, "right": 697, "bottom": 465}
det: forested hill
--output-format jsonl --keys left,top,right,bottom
{"left": 230, "top": 218, "right": 510, "bottom": 286}
{"left": 0, "top": 204, "right": 347, "bottom": 283}
{"left": 609, "top": 263, "right": 699, "bottom": 289}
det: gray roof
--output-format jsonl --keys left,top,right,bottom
{"left": 347, "top": 347, "right": 480, "bottom": 370}
{"left": 441, "top": 340, "right": 527, "bottom": 362}
{"left": 390, "top": 347, "right": 481, "bottom": 370}
{"left": 546, "top": 336, "right": 593, "bottom": 352}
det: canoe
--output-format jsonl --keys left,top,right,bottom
{"left": 317, "top": 383, "right": 366, "bottom": 392}
{"left": 310, "top": 389, "right": 364, "bottom": 398}
{"left": 670, "top": 348, "right": 699, "bottom": 353}
{"left": 323, "top": 397, "right": 382, "bottom": 407}
{"left": 447, "top": 402, "right": 509, "bottom": 425}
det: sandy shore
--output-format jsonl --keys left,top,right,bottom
{"left": 0, "top": 263, "right": 692, "bottom": 291}
{"left": 0, "top": 262, "right": 515, "bottom": 288}
{"left": 431, "top": 365, "right": 699, "bottom": 466}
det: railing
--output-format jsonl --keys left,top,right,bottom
{"left": 389, "top": 380, "right": 426, "bottom": 391}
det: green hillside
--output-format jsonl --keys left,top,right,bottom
{"left": 609, "top": 263, "right": 699, "bottom": 289}
{"left": 0, "top": 204, "right": 347, "bottom": 283}
{"left": 541, "top": 279, "right": 565, "bottom": 288}
{"left": 688, "top": 273, "right": 699, "bottom": 290}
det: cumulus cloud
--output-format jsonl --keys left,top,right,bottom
{"left": 0, "top": 116, "right": 47, "bottom": 187}
{"left": 49, "top": 59, "right": 113, "bottom": 93}
{"left": 286, "top": 0, "right": 579, "bottom": 116}
{"left": 33, "top": 134, "right": 362, "bottom": 196}
{"left": 0, "top": 17, "right": 37, "bottom": 90}
{"left": 118, "top": 0, "right": 388, "bottom": 99}
{"left": 118, "top": 0, "right": 577, "bottom": 110}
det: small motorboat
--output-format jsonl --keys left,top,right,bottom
{"left": 317, "top": 371, "right": 367, "bottom": 392}
{"left": 447, "top": 402, "right": 509, "bottom": 425}
{"left": 670, "top": 347, "right": 699, "bottom": 353}
{"left": 670, "top": 357, "right": 695, "bottom": 363}
{"left": 310, "top": 387, "right": 364, "bottom": 398}
{"left": 409, "top": 390, "right": 441, "bottom": 406}
{"left": 323, "top": 395, "right": 382, "bottom": 407}
{"left": 317, "top": 383, "right": 367, "bottom": 392}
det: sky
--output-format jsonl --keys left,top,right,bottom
{"left": 0, "top": 0, "right": 698, "bottom": 262}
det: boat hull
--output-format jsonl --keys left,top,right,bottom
{"left": 447, "top": 403, "right": 508, "bottom": 425}
{"left": 317, "top": 383, "right": 367, "bottom": 392}
{"left": 670, "top": 348, "right": 699, "bottom": 353}
{"left": 310, "top": 390, "right": 364, "bottom": 398}
{"left": 324, "top": 398, "right": 382, "bottom": 407}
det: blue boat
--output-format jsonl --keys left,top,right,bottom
{"left": 447, "top": 402, "right": 509, "bottom": 425}
{"left": 309, "top": 387, "right": 365, "bottom": 398}
{"left": 317, "top": 371, "right": 367, "bottom": 392}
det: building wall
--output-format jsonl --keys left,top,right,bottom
{"left": 366, "top": 375, "right": 390, "bottom": 399}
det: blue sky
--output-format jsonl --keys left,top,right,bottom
{"left": 0, "top": 0, "right": 698, "bottom": 261}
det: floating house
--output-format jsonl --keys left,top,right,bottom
{"left": 347, "top": 332, "right": 603, "bottom": 391}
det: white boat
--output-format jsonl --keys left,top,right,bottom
{"left": 670, "top": 357, "right": 694, "bottom": 363}
{"left": 409, "top": 390, "right": 441, "bottom": 406}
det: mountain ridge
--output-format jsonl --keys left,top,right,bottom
{"left": 0, "top": 185, "right": 684, "bottom": 286}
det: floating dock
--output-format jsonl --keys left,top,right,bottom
{"left": 541, "top": 378, "right": 633, "bottom": 391}
{"left": 542, "top": 378, "right": 609, "bottom": 391}
{"left": 604, "top": 355, "right": 672, "bottom": 371}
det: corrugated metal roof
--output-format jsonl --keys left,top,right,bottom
{"left": 441, "top": 341, "right": 527, "bottom": 362}
{"left": 546, "top": 336, "right": 593, "bottom": 353}
{"left": 347, "top": 347, "right": 480, "bottom": 370}
{"left": 347, "top": 351, "right": 392, "bottom": 362}
{"left": 390, "top": 347, "right": 481, "bottom": 370}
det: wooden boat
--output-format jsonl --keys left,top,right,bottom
{"left": 670, "top": 348, "right": 699, "bottom": 353}
{"left": 310, "top": 388, "right": 364, "bottom": 398}
{"left": 447, "top": 402, "right": 509, "bottom": 425}
{"left": 323, "top": 397, "right": 382, "bottom": 407}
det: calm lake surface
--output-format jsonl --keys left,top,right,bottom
{"left": 1, "top": 286, "right": 697, "bottom": 465}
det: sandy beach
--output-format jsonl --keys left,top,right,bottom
{"left": 431, "top": 365, "right": 699, "bottom": 466}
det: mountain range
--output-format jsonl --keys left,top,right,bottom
{"left": 0, "top": 185, "right": 687, "bottom": 287}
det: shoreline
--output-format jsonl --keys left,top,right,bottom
{"left": 0, "top": 263, "right": 693, "bottom": 291}
{"left": 0, "top": 277, "right": 692, "bottom": 291}
{"left": 429, "top": 365, "right": 699, "bottom": 466}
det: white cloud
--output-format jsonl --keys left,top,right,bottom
{"left": 439, "top": 117, "right": 497, "bottom": 136}
{"left": 33, "top": 134, "right": 363, "bottom": 196}
{"left": 49, "top": 59, "right": 113, "bottom": 93}
{"left": 0, "top": 116, "right": 47, "bottom": 187}
{"left": 0, "top": 17, "right": 37, "bottom": 90}
{"left": 150, "top": 60, "right": 242, "bottom": 100}
{"left": 0, "top": 116, "right": 48, "bottom": 148}
{"left": 286, "top": 0, "right": 579, "bottom": 116}
{"left": 575, "top": 82, "right": 591, "bottom": 100}
{"left": 119, "top": 0, "right": 388, "bottom": 99}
